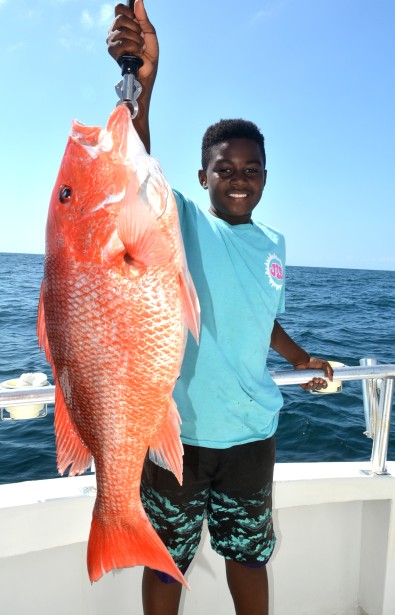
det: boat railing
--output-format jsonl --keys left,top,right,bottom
{"left": 1, "top": 358, "right": 394, "bottom": 475}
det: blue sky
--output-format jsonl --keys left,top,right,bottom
{"left": 1, "top": 0, "right": 394, "bottom": 270}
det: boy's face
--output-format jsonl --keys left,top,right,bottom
{"left": 198, "top": 138, "right": 267, "bottom": 225}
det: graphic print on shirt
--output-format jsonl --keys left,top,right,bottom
{"left": 265, "top": 253, "right": 284, "bottom": 291}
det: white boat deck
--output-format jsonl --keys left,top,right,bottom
{"left": 1, "top": 461, "right": 394, "bottom": 615}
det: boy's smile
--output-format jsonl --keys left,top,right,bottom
{"left": 198, "top": 138, "right": 267, "bottom": 225}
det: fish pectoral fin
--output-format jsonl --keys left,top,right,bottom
{"left": 179, "top": 270, "right": 201, "bottom": 344}
{"left": 102, "top": 229, "right": 125, "bottom": 262}
{"left": 149, "top": 399, "right": 184, "bottom": 485}
{"left": 117, "top": 188, "right": 172, "bottom": 268}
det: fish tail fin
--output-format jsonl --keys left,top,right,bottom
{"left": 149, "top": 399, "right": 183, "bottom": 485}
{"left": 179, "top": 269, "right": 200, "bottom": 344}
{"left": 87, "top": 507, "right": 189, "bottom": 588}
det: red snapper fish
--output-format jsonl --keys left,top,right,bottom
{"left": 37, "top": 104, "right": 199, "bottom": 586}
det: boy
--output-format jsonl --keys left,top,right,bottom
{"left": 107, "top": 3, "right": 333, "bottom": 614}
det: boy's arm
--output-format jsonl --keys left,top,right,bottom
{"left": 270, "top": 320, "right": 333, "bottom": 391}
{"left": 107, "top": 1, "right": 158, "bottom": 153}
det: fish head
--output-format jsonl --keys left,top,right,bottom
{"left": 46, "top": 105, "right": 137, "bottom": 263}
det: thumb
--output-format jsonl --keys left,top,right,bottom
{"left": 134, "top": 0, "right": 154, "bottom": 30}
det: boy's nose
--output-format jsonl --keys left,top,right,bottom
{"left": 230, "top": 171, "right": 247, "bottom": 186}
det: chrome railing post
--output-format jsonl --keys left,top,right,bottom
{"left": 370, "top": 377, "right": 394, "bottom": 475}
{"left": 360, "top": 358, "right": 378, "bottom": 438}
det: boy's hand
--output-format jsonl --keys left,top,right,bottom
{"left": 107, "top": 1, "right": 159, "bottom": 83}
{"left": 294, "top": 357, "right": 334, "bottom": 392}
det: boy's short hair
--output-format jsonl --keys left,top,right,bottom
{"left": 201, "top": 119, "right": 266, "bottom": 171}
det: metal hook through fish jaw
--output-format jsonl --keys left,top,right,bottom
{"left": 115, "top": 73, "right": 143, "bottom": 119}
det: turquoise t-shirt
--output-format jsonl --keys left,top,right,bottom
{"left": 173, "top": 190, "right": 286, "bottom": 448}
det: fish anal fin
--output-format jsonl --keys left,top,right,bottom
{"left": 117, "top": 186, "right": 172, "bottom": 268}
{"left": 87, "top": 505, "right": 189, "bottom": 588}
{"left": 149, "top": 400, "right": 184, "bottom": 485}
{"left": 179, "top": 270, "right": 200, "bottom": 344}
{"left": 54, "top": 379, "right": 93, "bottom": 477}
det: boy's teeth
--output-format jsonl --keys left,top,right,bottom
{"left": 229, "top": 193, "right": 247, "bottom": 198}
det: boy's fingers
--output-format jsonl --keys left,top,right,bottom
{"left": 110, "top": 13, "right": 141, "bottom": 36}
{"left": 108, "top": 1, "right": 156, "bottom": 59}
{"left": 114, "top": 3, "right": 134, "bottom": 19}
{"left": 107, "top": 14, "right": 145, "bottom": 58}
{"left": 305, "top": 378, "right": 327, "bottom": 390}
{"left": 319, "top": 362, "right": 333, "bottom": 381}
{"left": 114, "top": 1, "right": 155, "bottom": 34}
{"left": 313, "top": 378, "right": 328, "bottom": 388}
{"left": 310, "top": 358, "right": 334, "bottom": 381}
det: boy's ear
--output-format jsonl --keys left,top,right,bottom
{"left": 198, "top": 169, "right": 208, "bottom": 189}
{"left": 263, "top": 169, "right": 268, "bottom": 189}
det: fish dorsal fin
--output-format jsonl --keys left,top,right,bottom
{"left": 117, "top": 183, "right": 172, "bottom": 267}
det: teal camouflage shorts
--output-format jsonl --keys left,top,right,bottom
{"left": 140, "top": 437, "right": 276, "bottom": 582}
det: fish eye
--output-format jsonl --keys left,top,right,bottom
{"left": 59, "top": 185, "right": 72, "bottom": 203}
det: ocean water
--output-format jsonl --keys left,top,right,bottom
{"left": 0, "top": 252, "right": 394, "bottom": 484}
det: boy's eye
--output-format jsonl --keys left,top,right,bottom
{"left": 245, "top": 168, "right": 259, "bottom": 174}
{"left": 217, "top": 168, "right": 232, "bottom": 175}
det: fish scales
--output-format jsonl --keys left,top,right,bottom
{"left": 37, "top": 104, "right": 200, "bottom": 586}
